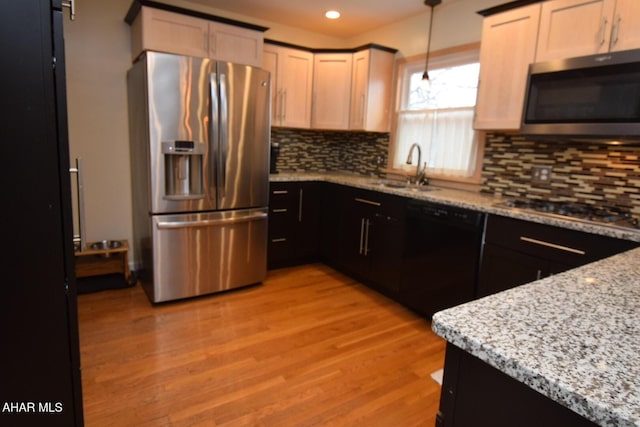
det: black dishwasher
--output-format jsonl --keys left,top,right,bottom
{"left": 401, "top": 200, "right": 485, "bottom": 317}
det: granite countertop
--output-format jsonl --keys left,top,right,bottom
{"left": 432, "top": 248, "right": 640, "bottom": 427}
{"left": 271, "top": 172, "right": 640, "bottom": 242}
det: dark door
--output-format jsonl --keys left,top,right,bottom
{"left": 0, "top": 1, "right": 83, "bottom": 426}
{"left": 477, "top": 244, "right": 549, "bottom": 298}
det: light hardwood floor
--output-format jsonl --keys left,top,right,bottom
{"left": 78, "top": 263, "right": 446, "bottom": 426}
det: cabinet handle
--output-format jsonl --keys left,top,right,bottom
{"left": 355, "top": 197, "right": 381, "bottom": 207}
{"left": 359, "top": 218, "right": 365, "bottom": 255}
{"left": 611, "top": 15, "right": 621, "bottom": 46}
{"left": 364, "top": 219, "right": 371, "bottom": 256}
{"left": 210, "top": 33, "right": 217, "bottom": 54}
{"left": 279, "top": 90, "right": 285, "bottom": 121}
{"left": 519, "top": 236, "right": 586, "bottom": 255}
{"left": 272, "top": 208, "right": 288, "bottom": 213}
{"left": 298, "top": 189, "right": 303, "bottom": 223}
{"left": 359, "top": 94, "right": 365, "bottom": 125}
{"left": 272, "top": 190, "right": 288, "bottom": 195}
{"left": 536, "top": 270, "right": 542, "bottom": 280}
{"left": 271, "top": 238, "right": 287, "bottom": 243}
{"left": 599, "top": 16, "right": 608, "bottom": 45}
{"left": 283, "top": 89, "right": 288, "bottom": 121}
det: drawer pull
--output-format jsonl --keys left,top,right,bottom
{"left": 355, "top": 197, "right": 381, "bottom": 207}
{"left": 272, "top": 208, "right": 288, "bottom": 213}
{"left": 272, "top": 190, "right": 289, "bottom": 195}
{"left": 271, "top": 238, "right": 287, "bottom": 243}
{"left": 519, "top": 236, "right": 586, "bottom": 255}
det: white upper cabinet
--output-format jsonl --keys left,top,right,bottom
{"left": 312, "top": 53, "right": 353, "bottom": 130}
{"left": 608, "top": 0, "right": 640, "bottom": 52}
{"left": 349, "top": 48, "right": 395, "bottom": 132}
{"left": 131, "top": 7, "right": 209, "bottom": 60}
{"left": 474, "top": 4, "right": 542, "bottom": 130}
{"left": 536, "top": 0, "right": 640, "bottom": 62}
{"left": 208, "top": 21, "right": 263, "bottom": 67}
{"left": 129, "top": 6, "right": 265, "bottom": 67}
{"left": 263, "top": 44, "right": 314, "bottom": 129}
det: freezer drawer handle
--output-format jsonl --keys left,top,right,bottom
{"left": 519, "top": 236, "right": 586, "bottom": 255}
{"left": 157, "top": 213, "right": 267, "bottom": 229}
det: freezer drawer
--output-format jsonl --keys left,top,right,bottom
{"left": 146, "top": 208, "right": 267, "bottom": 303}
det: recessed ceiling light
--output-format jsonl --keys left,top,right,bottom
{"left": 325, "top": 10, "right": 341, "bottom": 19}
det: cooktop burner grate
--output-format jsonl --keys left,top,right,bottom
{"left": 497, "top": 199, "right": 639, "bottom": 229}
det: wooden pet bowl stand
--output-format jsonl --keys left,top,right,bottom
{"left": 75, "top": 240, "right": 131, "bottom": 282}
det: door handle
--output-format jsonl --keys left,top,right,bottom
{"left": 359, "top": 218, "right": 365, "bottom": 255}
{"left": 62, "top": 0, "right": 76, "bottom": 20}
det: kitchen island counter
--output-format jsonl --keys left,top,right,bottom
{"left": 432, "top": 247, "right": 640, "bottom": 426}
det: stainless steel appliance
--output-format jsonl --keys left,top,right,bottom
{"left": 521, "top": 48, "right": 640, "bottom": 142}
{"left": 127, "top": 51, "right": 270, "bottom": 303}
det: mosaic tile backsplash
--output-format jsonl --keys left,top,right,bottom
{"left": 272, "top": 128, "right": 640, "bottom": 216}
{"left": 271, "top": 127, "right": 389, "bottom": 177}
{"left": 481, "top": 133, "right": 640, "bottom": 215}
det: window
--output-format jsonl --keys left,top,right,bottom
{"left": 392, "top": 48, "right": 481, "bottom": 181}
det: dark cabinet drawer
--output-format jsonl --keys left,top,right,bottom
{"left": 268, "top": 181, "right": 321, "bottom": 268}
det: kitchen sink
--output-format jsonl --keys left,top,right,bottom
{"left": 368, "top": 179, "right": 438, "bottom": 192}
{"left": 369, "top": 179, "right": 408, "bottom": 189}
{"left": 409, "top": 186, "right": 439, "bottom": 192}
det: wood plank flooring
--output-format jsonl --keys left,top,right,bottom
{"left": 78, "top": 263, "right": 446, "bottom": 426}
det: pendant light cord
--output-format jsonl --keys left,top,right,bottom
{"left": 423, "top": 1, "right": 440, "bottom": 80}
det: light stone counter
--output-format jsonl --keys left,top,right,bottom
{"left": 431, "top": 248, "right": 640, "bottom": 427}
{"left": 270, "top": 172, "right": 640, "bottom": 242}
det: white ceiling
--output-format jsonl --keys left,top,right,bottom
{"left": 185, "top": 0, "right": 437, "bottom": 38}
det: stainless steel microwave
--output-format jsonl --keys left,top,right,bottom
{"left": 521, "top": 48, "right": 640, "bottom": 142}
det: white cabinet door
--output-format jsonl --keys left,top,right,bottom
{"left": 132, "top": 7, "right": 208, "bottom": 60}
{"left": 263, "top": 44, "right": 314, "bottom": 128}
{"left": 474, "top": 4, "right": 541, "bottom": 130}
{"left": 208, "top": 21, "right": 263, "bottom": 67}
{"left": 349, "top": 48, "right": 395, "bottom": 132}
{"left": 536, "top": 0, "right": 616, "bottom": 62}
{"left": 130, "top": 6, "right": 264, "bottom": 66}
{"left": 312, "top": 53, "right": 353, "bottom": 130}
{"left": 609, "top": 0, "right": 640, "bottom": 52}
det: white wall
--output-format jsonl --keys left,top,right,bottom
{"left": 63, "top": 0, "right": 503, "bottom": 263}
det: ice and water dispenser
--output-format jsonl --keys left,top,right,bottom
{"left": 162, "top": 140, "right": 205, "bottom": 199}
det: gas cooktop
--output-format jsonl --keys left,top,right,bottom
{"left": 495, "top": 199, "right": 639, "bottom": 230}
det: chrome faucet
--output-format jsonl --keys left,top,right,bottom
{"left": 406, "top": 143, "right": 427, "bottom": 185}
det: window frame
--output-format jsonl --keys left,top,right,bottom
{"left": 388, "top": 43, "right": 484, "bottom": 187}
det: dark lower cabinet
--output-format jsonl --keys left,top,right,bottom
{"left": 1, "top": 1, "right": 83, "bottom": 426}
{"left": 437, "top": 343, "right": 598, "bottom": 427}
{"left": 324, "top": 186, "right": 406, "bottom": 296}
{"left": 478, "top": 215, "right": 638, "bottom": 297}
{"left": 268, "top": 181, "right": 321, "bottom": 268}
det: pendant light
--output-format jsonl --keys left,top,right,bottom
{"left": 422, "top": 0, "right": 441, "bottom": 80}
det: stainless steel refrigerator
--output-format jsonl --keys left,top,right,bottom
{"left": 127, "top": 51, "right": 270, "bottom": 303}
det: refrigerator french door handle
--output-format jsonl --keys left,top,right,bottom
{"left": 210, "top": 72, "right": 219, "bottom": 199}
{"left": 219, "top": 71, "right": 229, "bottom": 199}
{"left": 157, "top": 212, "right": 268, "bottom": 229}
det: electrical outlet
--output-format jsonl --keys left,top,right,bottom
{"left": 531, "top": 165, "right": 552, "bottom": 183}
